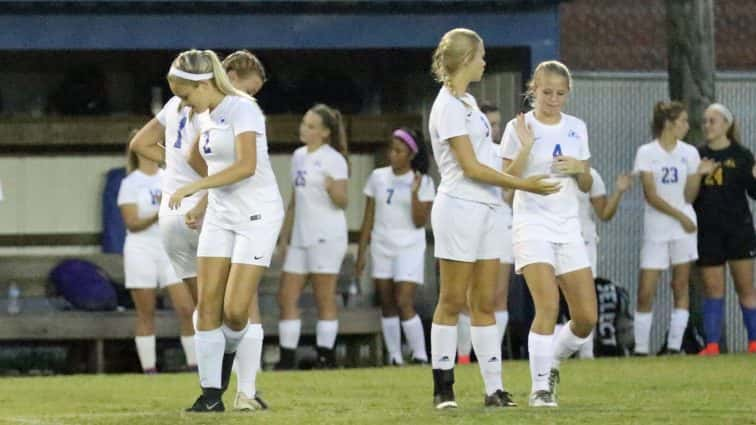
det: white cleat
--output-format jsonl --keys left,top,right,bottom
{"left": 528, "top": 390, "right": 558, "bottom": 408}
{"left": 233, "top": 392, "right": 268, "bottom": 411}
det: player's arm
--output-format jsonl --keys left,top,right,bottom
{"left": 325, "top": 177, "right": 348, "bottom": 209}
{"left": 119, "top": 205, "right": 158, "bottom": 232}
{"left": 188, "top": 134, "right": 208, "bottom": 177}
{"left": 639, "top": 171, "right": 695, "bottom": 231}
{"left": 169, "top": 132, "right": 256, "bottom": 209}
{"left": 684, "top": 158, "right": 717, "bottom": 203}
{"left": 411, "top": 176, "right": 432, "bottom": 228}
{"left": 278, "top": 193, "right": 295, "bottom": 247}
{"left": 450, "top": 136, "right": 559, "bottom": 195}
{"left": 355, "top": 197, "right": 375, "bottom": 277}
{"left": 129, "top": 118, "right": 165, "bottom": 163}
{"left": 593, "top": 174, "right": 632, "bottom": 221}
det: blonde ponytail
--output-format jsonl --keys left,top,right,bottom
{"left": 168, "top": 49, "right": 253, "bottom": 102}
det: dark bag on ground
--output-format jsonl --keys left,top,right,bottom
{"left": 594, "top": 277, "right": 634, "bottom": 356}
{"left": 49, "top": 259, "right": 118, "bottom": 311}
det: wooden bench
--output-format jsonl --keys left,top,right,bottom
{"left": 0, "top": 254, "right": 383, "bottom": 373}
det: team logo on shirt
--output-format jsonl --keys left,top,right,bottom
{"left": 149, "top": 189, "right": 161, "bottom": 205}
{"left": 567, "top": 130, "right": 579, "bottom": 139}
{"left": 724, "top": 159, "right": 736, "bottom": 168}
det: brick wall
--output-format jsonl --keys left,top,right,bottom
{"left": 560, "top": 0, "right": 756, "bottom": 70}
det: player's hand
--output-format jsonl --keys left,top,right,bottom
{"left": 615, "top": 173, "right": 632, "bottom": 193}
{"left": 552, "top": 156, "right": 586, "bottom": 175}
{"left": 169, "top": 186, "right": 192, "bottom": 210}
{"left": 519, "top": 174, "right": 561, "bottom": 195}
{"left": 185, "top": 205, "right": 205, "bottom": 230}
{"left": 513, "top": 113, "right": 535, "bottom": 148}
{"left": 679, "top": 215, "right": 697, "bottom": 233}
{"left": 411, "top": 172, "right": 422, "bottom": 193}
{"left": 355, "top": 254, "right": 367, "bottom": 278}
{"left": 698, "top": 158, "right": 718, "bottom": 176}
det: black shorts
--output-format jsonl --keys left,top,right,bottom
{"left": 697, "top": 224, "right": 756, "bottom": 266}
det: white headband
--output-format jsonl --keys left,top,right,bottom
{"left": 708, "top": 103, "right": 734, "bottom": 124}
{"left": 168, "top": 66, "right": 213, "bottom": 81}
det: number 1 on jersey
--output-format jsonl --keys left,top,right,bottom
{"left": 174, "top": 116, "right": 187, "bottom": 149}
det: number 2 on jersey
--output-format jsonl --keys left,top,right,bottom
{"left": 386, "top": 188, "right": 395, "bottom": 204}
{"left": 661, "top": 166, "right": 678, "bottom": 184}
{"left": 202, "top": 133, "right": 212, "bottom": 154}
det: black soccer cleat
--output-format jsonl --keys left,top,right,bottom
{"left": 484, "top": 389, "right": 517, "bottom": 407}
{"left": 185, "top": 388, "right": 224, "bottom": 413}
{"left": 432, "top": 368, "right": 457, "bottom": 409}
{"left": 315, "top": 346, "right": 337, "bottom": 369}
{"left": 274, "top": 347, "right": 298, "bottom": 370}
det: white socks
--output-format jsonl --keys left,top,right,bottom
{"left": 195, "top": 327, "right": 225, "bottom": 389}
{"left": 316, "top": 320, "right": 339, "bottom": 349}
{"left": 382, "top": 316, "right": 403, "bottom": 364}
{"left": 235, "top": 323, "right": 263, "bottom": 398}
{"left": 528, "top": 331, "right": 553, "bottom": 393}
{"left": 278, "top": 319, "right": 301, "bottom": 349}
{"left": 431, "top": 324, "right": 457, "bottom": 370}
{"left": 180, "top": 335, "right": 197, "bottom": 367}
{"left": 456, "top": 313, "right": 472, "bottom": 357}
{"left": 495, "top": 310, "right": 509, "bottom": 347}
{"left": 552, "top": 321, "right": 591, "bottom": 369}
{"left": 135, "top": 335, "right": 156, "bottom": 372}
{"left": 221, "top": 323, "right": 249, "bottom": 354}
{"left": 668, "top": 309, "right": 689, "bottom": 351}
{"left": 401, "top": 315, "right": 428, "bottom": 361}
{"left": 634, "top": 311, "right": 653, "bottom": 354}
{"left": 578, "top": 331, "right": 595, "bottom": 359}
{"left": 471, "top": 325, "right": 503, "bottom": 396}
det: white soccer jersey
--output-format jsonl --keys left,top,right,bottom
{"left": 156, "top": 96, "right": 204, "bottom": 216}
{"left": 428, "top": 86, "right": 501, "bottom": 205}
{"left": 193, "top": 95, "right": 282, "bottom": 228}
{"left": 633, "top": 140, "right": 700, "bottom": 242}
{"left": 363, "top": 167, "right": 435, "bottom": 250}
{"left": 577, "top": 168, "right": 607, "bottom": 242}
{"left": 290, "top": 144, "right": 349, "bottom": 247}
{"left": 499, "top": 110, "right": 591, "bottom": 243}
{"left": 117, "top": 169, "right": 163, "bottom": 241}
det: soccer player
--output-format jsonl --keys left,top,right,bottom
{"left": 694, "top": 103, "right": 756, "bottom": 355}
{"left": 166, "top": 49, "right": 284, "bottom": 412}
{"left": 355, "top": 127, "right": 433, "bottom": 365}
{"left": 500, "top": 60, "right": 595, "bottom": 407}
{"left": 428, "top": 28, "right": 559, "bottom": 409}
{"left": 275, "top": 104, "right": 349, "bottom": 370}
{"left": 632, "top": 101, "right": 716, "bottom": 357}
{"left": 117, "top": 143, "right": 197, "bottom": 374}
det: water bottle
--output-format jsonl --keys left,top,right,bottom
{"left": 7, "top": 282, "right": 21, "bottom": 315}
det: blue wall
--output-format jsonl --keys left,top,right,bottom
{"left": 0, "top": 9, "right": 559, "bottom": 69}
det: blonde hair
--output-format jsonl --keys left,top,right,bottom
{"left": 223, "top": 50, "right": 267, "bottom": 82}
{"left": 167, "top": 49, "right": 252, "bottom": 101}
{"left": 525, "top": 60, "right": 573, "bottom": 106}
{"left": 309, "top": 103, "right": 349, "bottom": 161}
{"left": 431, "top": 28, "right": 483, "bottom": 87}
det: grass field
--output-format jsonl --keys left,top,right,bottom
{"left": 0, "top": 355, "right": 753, "bottom": 425}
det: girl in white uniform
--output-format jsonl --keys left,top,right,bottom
{"left": 569, "top": 168, "right": 631, "bottom": 358}
{"left": 499, "top": 61, "right": 595, "bottom": 407}
{"left": 632, "top": 101, "right": 715, "bottom": 356}
{"left": 276, "top": 104, "right": 349, "bottom": 370}
{"left": 165, "top": 49, "right": 284, "bottom": 413}
{"left": 428, "top": 28, "right": 560, "bottom": 410}
{"left": 117, "top": 144, "right": 196, "bottom": 374}
{"left": 356, "top": 127, "right": 434, "bottom": 365}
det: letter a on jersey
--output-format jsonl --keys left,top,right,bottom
{"left": 552, "top": 144, "right": 563, "bottom": 157}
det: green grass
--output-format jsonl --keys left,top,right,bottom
{"left": 0, "top": 355, "right": 754, "bottom": 425}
